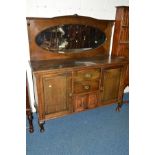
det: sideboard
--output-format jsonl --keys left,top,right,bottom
{"left": 27, "top": 15, "right": 128, "bottom": 132}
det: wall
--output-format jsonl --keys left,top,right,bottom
{"left": 26, "top": 0, "right": 129, "bottom": 112}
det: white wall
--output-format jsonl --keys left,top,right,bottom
{"left": 26, "top": 0, "right": 129, "bottom": 112}
{"left": 27, "top": 0, "right": 128, "bottom": 19}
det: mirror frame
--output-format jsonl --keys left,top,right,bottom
{"left": 27, "top": 15, "right": 114, "bottom": 60}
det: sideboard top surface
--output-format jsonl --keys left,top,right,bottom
{"left": 30, "top": 56, "right": 128, "bottom": 73}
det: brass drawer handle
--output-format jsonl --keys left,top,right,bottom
{"left": 69, "top": 93, "right": 72, "bottom": 97}
{"left": 84, "top": 85, "right": 90, "bottom": 90}
{"left": 84, "top": 73, "right": 92, "bottom": 78}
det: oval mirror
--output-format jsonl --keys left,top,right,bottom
{"left": 36, "top": 24, "right": 106, "bottom": 53}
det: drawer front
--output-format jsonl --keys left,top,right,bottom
{"left": 74, "top": 68, "right": 101, "bottom": 82}
{"left": 74, "top": 80, "right": 99, "bottom": 94}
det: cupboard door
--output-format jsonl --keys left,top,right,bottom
{"left": 73, "top": 93, "right": 99, "bottom": 112}
{"left": 43, "top": 73, "right": 72, "bottom": 115}
{"left": 73, "top": 95, "right": 87, "bottom": 112}
{"left": 102, "top": 68, "right": 121, "bottom": 102}
{"left": 87, "top": 93, "right": 98, "bottom": 109}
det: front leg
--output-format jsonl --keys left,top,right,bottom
{"left": 116, "top": 99, "right": 123, "bottom": 112}
{"left": 116, "top": 65, "right": 127, "bottom": 112}
{"left": 27, "top": 113, "right": 34, "bottom": 133}
{"left": 38, "top": 120, "right": 45, "bottom": 133}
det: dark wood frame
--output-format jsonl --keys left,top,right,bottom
{"left": 27, "top": 15, "right": 114, "bottom": 60}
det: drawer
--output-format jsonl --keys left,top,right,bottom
{"left": 74, "top": 80, "right": 99, "bottom": 94}
{"left": 74, "top": 68, "right": 101, "bottom": 82}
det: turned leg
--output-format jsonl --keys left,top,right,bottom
{"left": 27, "top": 113, "right": 34, "bottom": 133}
{"left": 116, "top": 99, "right": 123, "bottom": 112}
{"left": 38, "top": 120, "right": 45, "bottom": 133}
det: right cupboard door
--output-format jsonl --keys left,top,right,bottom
{"left": 101, "top": 68, "right": 122, "bottom": 103}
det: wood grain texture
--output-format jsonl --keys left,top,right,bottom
{"left": 32, "top": 58, "right": 128, "bottom": 123}
{"left": 101, "top": 68, "right": 121, "bottom": 102}
{"left": 112, "top": 6, "right": 129, "bottom": 88}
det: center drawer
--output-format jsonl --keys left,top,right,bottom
{"left": 74, "top": 80, "right": 99, "bottom": 94}
{"left": 73, "top": 68, "right": 101, "bottom": 82}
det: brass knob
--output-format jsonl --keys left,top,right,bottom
{"left": 69, "top": 93, "right": 72, "bottom": 97}
{"left": 48, "top": 85, "right": 52, "bottom": 88}
{"left": 85, "top": 73, "right": 92, "bottom": 78}
{"left": 84, "top": 85, "right": 90, "bottom": 90}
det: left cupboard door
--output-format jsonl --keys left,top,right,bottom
{"left": 42, "top": 72, "right": 73, "bottom": 118}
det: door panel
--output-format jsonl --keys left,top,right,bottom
{"left": 73, "top": 95, "right": 87, "bottom": 112}
{"left": 43, "top": 73, "right": 71, "bottom": 115}
{"left": 74, "top": 93, "right": 99, "bottom": 112}
{"left": 87, "top": 93, "right": 98, "bottom": 109}
{"left": 102, "top": 68, "right": 121, "bottom": 102}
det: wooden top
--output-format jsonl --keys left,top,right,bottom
{"left": 27, "top": 15, "right": 114, "bottom": 61}
{"left": 30, "top": 56, "right": 128, "bottom": 73}
{"left": 116, "top": 6, "right": 129, "bottom": 8}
